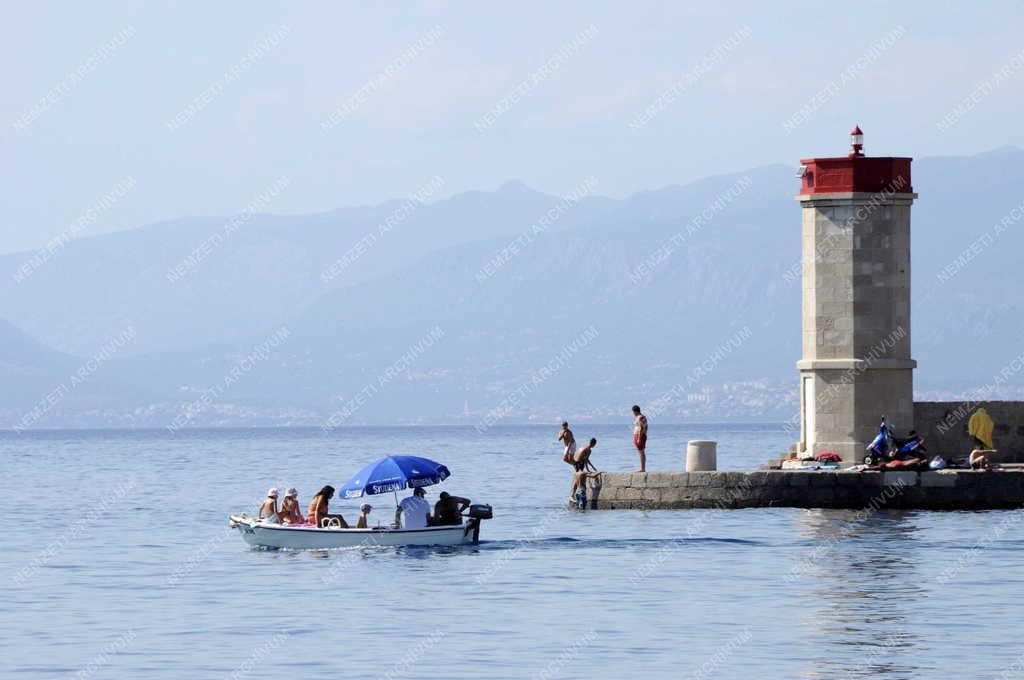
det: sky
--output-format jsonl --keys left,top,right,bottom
{"left": 2, "top": 1, "right": 1023, "bottom": 254}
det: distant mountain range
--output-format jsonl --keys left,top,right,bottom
{"left": 2, "top": 147, "right": 1023, "bottom": 428}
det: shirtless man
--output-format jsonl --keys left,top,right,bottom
{"left": 569, "top": 438, "right": 600, "bottom": 501}
{"left": 969, "top": 448, "right": 998, "bottom": 469}
{"left": 632, "top": 405, "right": 648, "bottom": 472}
{"left": 432, "top": 491, "right": 471, "bottom": 526}
{"left": 558, "top": 421, "right": 577, "bottom": 466}
{"left": 573, "top": 438, "right": 598, "bottom": 472}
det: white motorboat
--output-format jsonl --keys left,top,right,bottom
{"left": 228, "top": 513, "right": 489, "bottom": 550}
{"left": 230, "top": 454, "right": 492, "bottom": 550}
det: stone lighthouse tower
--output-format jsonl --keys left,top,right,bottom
{"left": 796, "top": 127, "right": 917, "bottom": 464}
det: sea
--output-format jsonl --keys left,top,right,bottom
{"left": 3, "top": 424, "right": 1023, "bottom": 679}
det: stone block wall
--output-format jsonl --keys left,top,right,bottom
{"left": 915, "top": 401, "right": 1024, "bottom": 463}
{"left": 582, "top": 470, "right": 1024, "bottom": 510}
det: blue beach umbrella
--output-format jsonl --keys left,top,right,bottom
{"left": 338, "top": 455, "right": 451, "bottom": 499}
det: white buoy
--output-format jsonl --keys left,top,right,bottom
{"left": 686, "top": 440, "right": 717, "bottom": 471}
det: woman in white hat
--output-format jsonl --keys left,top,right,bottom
{"left": 279, "top": 487, "right": 304, "bottom": 524}
{"left": 257, "top": 488, "right": 280, "bottom": 523}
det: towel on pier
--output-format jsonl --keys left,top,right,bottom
{"left": 968, "top": 408, "right": 994, "bottom": 449}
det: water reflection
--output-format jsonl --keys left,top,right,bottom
{"left": 790, "top": 509, "right": 936, "bottom": 679}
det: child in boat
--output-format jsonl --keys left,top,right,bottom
{"left": 307, "top": 485, "right": 349, "bottom": 528}
{"left": 279, "top": 487, "right": 304, "bottom": 524}
{"left": 257, "top": 488, "right": 280, "bottom": 522}
{"left": 356, "top": 504, "right": 372, "bottom": 528}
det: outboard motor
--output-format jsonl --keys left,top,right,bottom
{"left": 464, "top": 504, "right": 493, "bottom": 544}
{"left": 467, "top": 504, "right": 493, "bottom": 520}
{"left": 864, "top": 415, "right": 894, "bottom": 466}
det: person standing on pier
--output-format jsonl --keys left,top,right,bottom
{"left": 632, "top": 405, "right": 648, "bottom": 472}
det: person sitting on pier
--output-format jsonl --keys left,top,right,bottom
{"left": 307, "top": 485, "right": 349, "bottom": 528}
{"left": 258, "top": 488, "right": 280, "bottom": 522}
{"left": 969, "top": 448, "right": 998, "bottom": 470}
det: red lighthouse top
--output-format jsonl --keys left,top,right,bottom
{"left": 799, "top": 127, "right": 912, "bottom": 196}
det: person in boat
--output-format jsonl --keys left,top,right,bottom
{"left": 356, "top": 504, "right": 372, "bottom": 528}
{"left": 307, "top": 485, "right": 349, "bottom": 528}
{"left": 395, "top": 487, "right": 431, "bottom": 529}
{"left": 257, "top": 488, "right": 280, "bottom": 522}
{"left": 558, "top": 421, "right": 576, "bottom": 466}
{"left": 279, "top": 487, "right": 304, "bottom": 524}
{"left": 430, "top": 491, "right": 471, "bottom": 526}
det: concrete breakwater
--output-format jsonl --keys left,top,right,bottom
{"left": 581, "top": 470, "right": 1024, "bottom": 510}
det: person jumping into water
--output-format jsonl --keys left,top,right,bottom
{"left": 632, "top": 405, "right": 648, "bottom": 472}
{"left": 558, "top": 421, "right": 576, "bottom": 466}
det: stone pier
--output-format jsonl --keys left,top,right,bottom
{"left": 579, "top": 470, "right": 1024, "bottom": 510}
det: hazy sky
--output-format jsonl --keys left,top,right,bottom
{"left": 2, "top": 1, "right": 1023, "bottom": 253}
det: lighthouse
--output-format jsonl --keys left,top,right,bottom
{"left": 796, "top": 127, "right": 917, "bottom": 464}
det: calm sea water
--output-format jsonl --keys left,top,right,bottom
{"left": 3, "top": 424, "right": 1023, "bottom": 679}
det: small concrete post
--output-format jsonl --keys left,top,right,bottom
{"left": 686, "top": 440, "right": 717, "bottom": 471}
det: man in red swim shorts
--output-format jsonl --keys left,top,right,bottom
{"left": 632, "top": 404, "right": 647, "bottom": 472}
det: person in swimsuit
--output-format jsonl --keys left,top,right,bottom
{"left": 569, "top": 438, "right": 600, "bottom": 501}
{"left": 969, "top": 448, "right": 998, "bottom": 469}
{"left": 307, "top": 485, "right": 349, "bottom": 528}
{"left": 279, "top": 487, "right": 304, "bottom": 524}
{"left": 558, "top": 421, "right": 577, "bottom": 466}
{"left": 632, "top": 405, "right": 648, "bottom": 472}
{"left": 257, "top": 488, "right": 280, "bottom": 522}
{"left": 573, "top": 438, "right": 598, "bottom": 472}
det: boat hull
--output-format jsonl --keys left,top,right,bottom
{"left": 229, "top": 515, "right": 477, "bottom": 550}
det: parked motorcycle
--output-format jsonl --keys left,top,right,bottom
{"left": 864, "top": 416, "right": 894, "bottom": 466}
{"left": 864, "top": 416, "right": 927, "bottom": 466}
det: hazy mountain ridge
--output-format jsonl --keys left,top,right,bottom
{"left": 2, "top": 148, "right": 1023, "bottom": 427}
{"left": 0, "top": 181, "right": 617, "bottom": 356}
